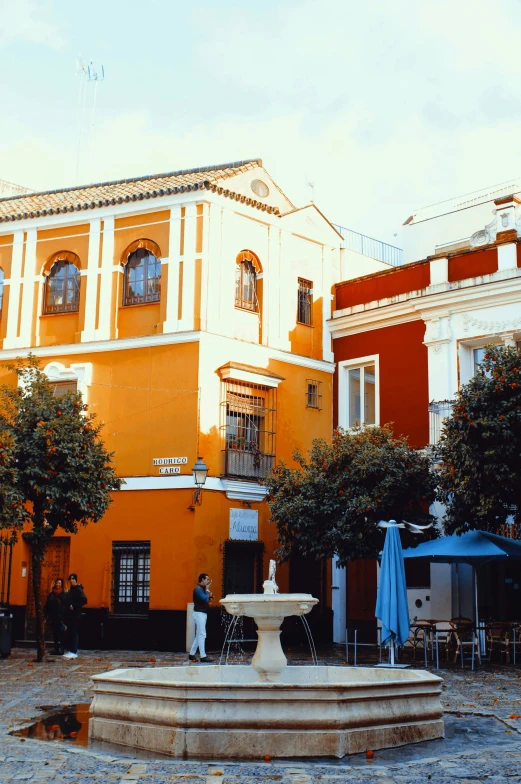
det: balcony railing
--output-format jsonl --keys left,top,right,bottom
{"left": 224, "top": 449, "right": 275, "bottom": 481}
{"left": 333, "top": 224, "right": 403, "bottom": 267}
{"left": 428, "top": 400, "right": 455, "bottom": 445}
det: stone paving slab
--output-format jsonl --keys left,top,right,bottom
{"left": 1, "top": 648, "right": 521, "bottom": 783}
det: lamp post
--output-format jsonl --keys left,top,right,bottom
{"left": 191, "top": 456, "right": 209, "bottom": 508}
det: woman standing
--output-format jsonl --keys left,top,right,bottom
{"left": 44, "top": 578, "right": 67, "bottom": 656}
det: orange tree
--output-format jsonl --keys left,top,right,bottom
{"left": 267, "top": 425, "right": 436, "bottom": 566}
{"left": 0, "top": 357, "right": 122, "bottom": 661}
{"left": 437, "top": 344, "right": 521, "bottom": 535}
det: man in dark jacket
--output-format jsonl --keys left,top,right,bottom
{"left": 63, "top": 574, "right": 87, "bottom": 659}
{"left": 188, "top": 573, "right": 213, "bottom": 663}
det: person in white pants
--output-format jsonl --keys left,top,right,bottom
{"left": 189, "top": 573, "right": 213, "bottom": 663}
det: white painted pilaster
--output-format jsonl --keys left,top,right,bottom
{"left": 428, "top": 256, "right": 449, "bottom": 287}
{"left": 199, "top": 203, "right": 210, "bottom": 332}
{"left": 178, "top": 204, "right": 196, "bottom": 332}
{"left": 95, "top": 216, "right": 115, "bottom": 341}
{"left": 18, "top": 228, "right": 37, "bottom": 348}
{"left": 82, "top": 219, "right": 101, "bottom": 342}
{"left": 4, "top": 231, "right": 24, "bottom": 349}
{"left": 322, "top": 246, "right": 334, "bottom": 363}
{"left": 423, "top": 313, "right": 455, "bottom": 401}
{"left": 204, "top": 204, "right": 223, "bottom": 335}
{"left": 266, "top": 225, "right": 281, "bottom": 348}
{"left": 162, "top": 205, "right": 181, "bottom": 333}
{"left": 497, "top": 243, "right": 517, "bottom": 272}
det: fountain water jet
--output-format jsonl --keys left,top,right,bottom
{"left": 89, "top": 561, "right": 444, "bottom": 759}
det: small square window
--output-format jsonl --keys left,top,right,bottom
{"left": 306, "top": 379, "right": 322, "bottom": 409}
{"left": 297, "top": 278, "right": 313, "bottom": 325}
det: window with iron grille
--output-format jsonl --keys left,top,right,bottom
{"left": 297, "top": 278, "right": 313, "bottom": 325}
{"left": 44, "top": 261, "right": 81, "bottom": 314}
{"left": 221, "top": 379, "right": 276, "bottom": 480}
{"left": 306, "top": 379, "right": 322, "bottom": 409}
{"left": 123, "top": 247, "right": 161, "bottom": 306}
{"left": 112, "top": 541, "right": 150, "bottom": 615}
{"left": 235, "top": 260, "right": 258, "bottom": 311}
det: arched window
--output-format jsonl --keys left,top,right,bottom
{"left": 44, "top": 258, "right": 80, "bottom": 314}
{"left": 0, "top": 269, "right": 4, "bottom": 317}
{"left": 235, "top": 250, "right": 261, "bottom": 312}
{"left": 123, "top": 240, "right": 161, "bottom": 306}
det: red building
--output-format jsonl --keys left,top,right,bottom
{"left": 330, "top": 195, "right": 521, "bottom": 642}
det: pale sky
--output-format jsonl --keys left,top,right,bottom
{"left": 2, "top": 0, "right": 521, "bottom": 246}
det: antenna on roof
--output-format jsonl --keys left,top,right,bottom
{"left": 75, "top": 56, "right": 105, "bottom": 184}
{"left": 306, "top": 180, "right": 315, "bottom": 203}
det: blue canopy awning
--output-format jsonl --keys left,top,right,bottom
{"left": 402, "top": 530, "right": 521, "bottom": 565}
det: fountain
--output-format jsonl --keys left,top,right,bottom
{"left": 89, "top": 561, "right": 444, "bottom": 758}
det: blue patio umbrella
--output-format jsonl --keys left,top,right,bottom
{"left": 402, "top": 530, "right": 521, "bottom": 565}
{"left": 375, "top": 524, "right": 410, "bottom": 663}
{"left": 402, "top": 530, "right": 521, "bottom": 624}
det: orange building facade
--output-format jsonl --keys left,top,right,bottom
{"left": 0, "top": 159, "right": 340, "bottom": 650}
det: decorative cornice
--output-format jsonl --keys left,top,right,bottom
{"left": 221, "top": 479, "right": 268, "bottom": 502}
{"left": 462, "top": 313, "right": 521, "bottom": 334}
{"left": 117, "top": 474, "right": 268, "bottom": 502}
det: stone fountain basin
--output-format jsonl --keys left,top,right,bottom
{"left": 220, "top": 592, "right": 318, "bottom": 617}
{"left": 89, "top": 665, "right": 444, "bottom": 759}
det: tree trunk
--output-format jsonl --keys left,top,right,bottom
{"left": 31, "top": 541, "right": 47, "bottom": 663}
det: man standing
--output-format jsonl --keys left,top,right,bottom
{"left": 63, "top": 574, "right": 87, "bottom": 660}
{"left": 189, "top": 573, "right": 213, "bottom": 663}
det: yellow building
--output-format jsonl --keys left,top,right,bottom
{"left": 0, "top": 158, "right": 340, "bottom": 650}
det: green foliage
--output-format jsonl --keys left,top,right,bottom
{"left": 0, "top": 355, "right": 122, "bottom": 545}
{"left": 437, "top": 344, "right": 521, "bottom": 535}
{"left": 267, "top": 425, "right": 436, "bottom": 566}
{"left": 0, "top": 355, "right": 122, "bottom": 660}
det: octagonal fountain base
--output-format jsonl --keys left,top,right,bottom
{"left": 90, "top": 665, "right": 444, "bottom": 759}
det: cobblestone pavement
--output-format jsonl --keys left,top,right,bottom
{"left": 1, "top": 647, "right": 521, "bottom": 783}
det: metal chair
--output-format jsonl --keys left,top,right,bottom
{"left": 453, "top": 623, "right": 480, "bottom": 669}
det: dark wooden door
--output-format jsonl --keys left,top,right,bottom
{"left": 223, "top": 542, "right": 263, "bottom": 596}
{"left": 26, "top": 537, "right": 70, "bottom": 639}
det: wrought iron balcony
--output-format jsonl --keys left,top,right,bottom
{"left": 224, "top": 448, "right": 275, "bottom": 481}
{"left": 428, "top": 400, "right": 455, "bottom": 445}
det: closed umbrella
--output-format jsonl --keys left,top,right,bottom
{"left": 375, "top": 524, "right": 410, "bottom": 666}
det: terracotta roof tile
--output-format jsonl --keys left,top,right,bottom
{"left": 0, "top": 159, "right": 280, "bottom": 224}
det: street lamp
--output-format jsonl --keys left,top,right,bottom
{"left": 191, "top": 456, "right": 208, "bottom": 507}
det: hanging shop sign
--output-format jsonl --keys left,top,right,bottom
{"left": 229, "top": 509, "right": 258, "bottom": 541}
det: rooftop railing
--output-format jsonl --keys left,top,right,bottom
{"left": 333, "top": 224, "right": 403, "bottom": 267}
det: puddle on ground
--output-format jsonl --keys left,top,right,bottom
{"left": 13, "top": 705, "right": 91, "bottom": 747}
{"left": 11, "top": 708, "right": 521, "bottom": 765}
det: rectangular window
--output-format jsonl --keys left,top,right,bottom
{"left": 306, "top": 379, "right": 322, "bottom": 409}
{"left": 473, "top": 347, "right": 486, "bottom": 376}
{"left": 297, "top": 278, "right": 313, "bottom": 325}
{"left": 339, "top": 357, "right": 379, "bottom": 429}
{"left": 51, "top": 380, "right": 78, "bottom": 397}
{"left": 221, "top": 379, "right": 276, "bottom": 480}
{"left": 347, "top": 364, "right": 376, "bottom": 427}
{"left": 112, "top": 541, "right": 150, "bottom": 615}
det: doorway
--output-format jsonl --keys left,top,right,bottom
{"left": 26, "top": 537, "right": 70, "bottom": 639}
{"left": 223, "top": 540, "right": 264, "bottom": 596}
